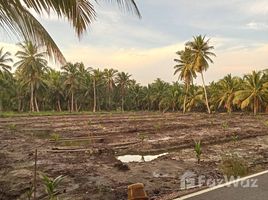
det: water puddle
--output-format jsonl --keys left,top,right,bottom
{"left": 117, "top": 153, "right": 168, "bottom": 163}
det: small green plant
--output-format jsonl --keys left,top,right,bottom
{"left": 219, "top": 153, "right": 249, "bottom": 178}
{"left": 87, "top": 120, "right": 91, "bottom": 126}
{"left": 138, "top": 133, "right": 147, "bottom": 143}
{"left": 41, "top": 174, "right": 65, "bottom": 200}
{"left": 8, "top": 123, "right": 17, "bottom": 131}
{"left": 264, "top": 120, "right": 268, "bottom": 127}
{"left": 231, "top": 134, "right": 239, "bottom": 143}
{"left": 25, "top": 184, "right": 34, "bottom": 200}
{"left": 221, "top": 121, "right": 229, "bottom": 131}
{"left": 51, "top": 133, "right": 60, "bottom": 142}
{"left": 194, "top": 140, "right": 202, "bottom": 164}
{"left": 153, "top": 122, "right": 162, "bottom": 132}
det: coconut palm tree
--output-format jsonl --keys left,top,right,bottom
{"left": 15, "top": 41, "right": 47, "bottom": 112}
{"left": 0, "top": 0, "right": 140, "bottom": 64}
{"left": 46, "top": 69, "right": 64, "bottom": 111}
{"left": 62, "top": 63, "right": 81, "bottom": 112}
{"left": 186, "top": 35, "right": 216, "bottom": 114}
{"left": 186, "top": 85, "right": 205, "bottom": 112}
{"left": 0, "top": 48, "right": 13, "bottom": 111}
{"left": 0, "top": 48, "right": 13, "bottom": 76}
{"left": 212, "top": 74, "right": 241, "bottom": 113}
{"left": 150, "top": 78, "right": 169, "bottom": 111}
{"left": 104, "top": 68, "right": 118, "bottom": 110}
{"left": 174, "top": 47, "right": 196, "bottom": 113}
{"left": 116, "top": 72, "right": 132, "bottom": 112}
{"left": 91, "top": 68, "right": 104, "bottom": 112}
{"left": 233, "top": 71, "right": 268, "bottom": 115}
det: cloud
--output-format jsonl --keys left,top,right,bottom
{"left": 202, "top": 43, "right": 268, "bottom": 84}
{"left": 246, "top": 1, "right": 268, "bottom": 15}
{"left": 246, "top": 21, "right": 268, "bottom": 30}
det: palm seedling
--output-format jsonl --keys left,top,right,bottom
{"left": 221, "top": 121, "right": 229, "bottom": 131}
{"left": 194, "top": 140, "right": 202, "bottom": 164}
{"left": 41, "top": 174, "right": 65, "bottom": 200}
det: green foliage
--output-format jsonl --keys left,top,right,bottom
{"left": 8, "top": 123, "right": 17, "bottom": 131}
{"left": 41, "top": 174, "right": 65, "bottom": 200}
{"left": 138, "top": 132, "right": 147, "bottom": 142}
{"left": 51, "top": 133, "right": 60, "bottom": 142}
{"left": 0, "top": 40, "right": 268, "bottom": 114}
{"left": 194, "top": 140, "right": 202, "bottom": 164}
{"left": 231, "top": 134, "right": 239, "bottom": 143}
{"left": 25, "top": 184, "right": 34, "bottom": 200}
{"left": 153, "top": 122, "right": 163, "bottom": 132}
{"left": 221, "top": 121, "right": 229, "bottom": 131}
{"left": 219, "top": 154, "right": 249, "bottom": 178}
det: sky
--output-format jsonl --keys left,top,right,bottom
{"left": 1, "top": 0, "right": 268, "bottom": 85}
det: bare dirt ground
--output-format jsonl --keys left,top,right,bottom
{"left": 1, "top": 112, "right": 268, "bottom": 200}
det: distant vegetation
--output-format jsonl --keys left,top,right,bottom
{"left": 0, "top": 35, "right": 268, "bottom": 115}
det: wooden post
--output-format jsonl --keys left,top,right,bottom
{"left": 33, "top": 149, "right": 37, "bottom": 200}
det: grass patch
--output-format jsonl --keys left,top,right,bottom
{"left": 221, "top": 121, "right": 229, "bottom": 131}
{"left": 219, "top": 153, "right": 249, "bottom": 178}
{"left": 32, "top": 130, "right": 51, "bottom": 139}
{"left": 7, "top": 123, "right": 17, "bottom": 131}
{"left": 61, "top": 140, "right": 91, "bottom": 147}
{"left": 51, "top": 133, "right": 60, "bottom": 142}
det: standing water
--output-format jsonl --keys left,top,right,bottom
{"left": 117, "top": 153, "right": 168, "bottom": 163}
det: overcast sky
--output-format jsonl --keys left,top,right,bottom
{"left": 1, "top": 0, "right": 268, "bottom": 85}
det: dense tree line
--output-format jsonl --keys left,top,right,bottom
{"left": 0, "top": 38, "right": 268, "bottom": 115}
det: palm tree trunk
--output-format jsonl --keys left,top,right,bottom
{"left": 0, "top": 94, "right": 2, "bottom": 113}
{"left": 254, "top": 97, "right": 258, "bottom": 115}
{"left": 93, "top": 79, "right": 96, "bottom": 112}
{"left": 34, "top": 96, "right": 39, "bottom": 112}
{"left": 71, "top": 90, "right": 74, "bottom": 112}
{"left": 57, "top": 99, "right": 62, "bottom": 112}
{"left": 67, "top": 100, "right": 70, "bottom": 112}
{"left": 183, "top": 83, "right": 189, "bottom": 113}
{"left": 30, "top": 82, "right": 35, "bottom": 112}
{"left": 108, "top": 91, "right": 111, "bottom": 111}
{"left": 121, "top": 96, "right": 124, "bottom": 112}
{"left": 18, "top": 99, "right": 21, "bottom": 112}
{"left": 200, "top": 71, "right": 211, "bottom": 114}
{"left": 75, "top": 99, "right": 78, "bottom": 112}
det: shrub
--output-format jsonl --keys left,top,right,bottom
{"left": 51, "top": 133, "right": 60, "bottom": 142}
{"left": 219, "top": 153, "right": 249, "bottom": 178}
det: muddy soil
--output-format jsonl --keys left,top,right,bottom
{"left": 1, "top": 112, "right": 268, "bottom": 200}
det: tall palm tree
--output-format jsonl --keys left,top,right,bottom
{"left": 46, "top": 69, "right": 64, "bottom": 111}
{"left": 91, "top": 68, "right": 104, "bottom": 112}
{"left": 0, "top": 47, "right": 13, "bottom": 76}
{"left": 104, "top": 68, "right": 118, "bottom": 110}
{"left": 116, "top": 72, "right": 132, "bottom": 112}
{"left": 186, "top": 35, "right": 216, "bottom": 114}
{"left": 174, "top": 47, "right": 196, "bottom": 113}
{"left": 15, "top": 41, "right": 47, "bottom": 112}
{"left": 150, "top": 78, "right": 169, "bottom": 111}
{"left": 62, "top": 63, "right": 81, "bottom": 112}
{"left": 233, "top": 71, "right": 268, "bottom": 115}
{"left": 0, "top": 0, "right": 140, "bottom": 64}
